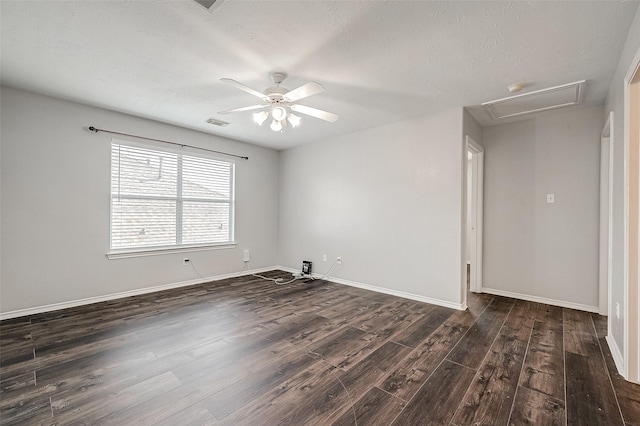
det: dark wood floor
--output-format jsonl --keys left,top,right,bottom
{"left": 1, "top": 270, "right": 639, "bottom": 425}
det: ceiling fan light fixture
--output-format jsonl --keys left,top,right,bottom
{"left": 271, "top": 106, "right": 287, "bottom": 122}
{"left": 270, "top": 119, "right": 282, "bottom": 132}
{"left": 220, "top": 73, "right": 337, "bottom": 133}
{"left": 287, "top": 113, "right": 301, "bottom": 128}
{"left": 252, "top": 110, "right": 269, "bottom": 126}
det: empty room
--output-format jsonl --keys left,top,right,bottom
{"left": 2, "top": 1, "right": 640, "bottom": 425}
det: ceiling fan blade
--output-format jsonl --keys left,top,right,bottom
{"left": 284, "top": 82, "right": 325, "bottom": 103}
{"left": 218, "top": 104, "right": 268, "bottom": 114}
{"left": 220, "top": 78, "right": 268, "bottom": 100}
{"left": 290, "top": 104, "right": 339, "bottom": 123}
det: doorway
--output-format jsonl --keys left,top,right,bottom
{"left": 466, "top": 136, "right": 484, "bottom": 295}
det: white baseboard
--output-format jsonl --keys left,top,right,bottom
{"left": 606, "top": 334, "right": 626, "bottom": 378}
{"left": 277, "top": 266, "right": 466, "bottom": 311}
{"left": 0, "top": 266, "right": 275, "bottom": 321}
{"left": 480, "top": 286, "right": 599, "bottom": 313}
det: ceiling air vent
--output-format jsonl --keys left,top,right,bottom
{"left": 194, "top": 0, "right": 226, "bottom": 12}
{"left": 482, "top": 80, "right": 585, "bottom": 120}
{"left": 206, "top": 117, "right": 229, "bottom": 127}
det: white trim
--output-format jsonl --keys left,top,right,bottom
{"left": 106, "top": 243, "right": 237, "bottom": 259}
{"left": 480, "top": 286, "right": 599, "bottom": 313}
{"left": 277, "top": 266, "right": 467, "bottom": 311}
{"left": 600, "top": 112, "right": 614, "bottom": 316}
{"left": 622, "top": 43, "right": 640, "bottom": 383}
{"left": 0, "top": 266, "right": 274, "bottom": 321}
{"left": 465, "top": 136, "right": 484, "bottom": 296}
{"left": 607, "top": 334, "right": 625, "bottom": 377}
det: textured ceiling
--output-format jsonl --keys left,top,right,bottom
{"left": 1, "top": 1, "right": 638, "bottom": 150}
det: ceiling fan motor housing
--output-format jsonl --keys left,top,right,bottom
{"left": 264, "top": 86, "right": 288, "bottom": 104}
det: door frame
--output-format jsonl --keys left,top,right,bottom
{"left": 466, "top": 136, "right": 484, "bottom": 294}
{"left": 623, "top": 44, "right": 640, "bottom": 383}
{"left": 600, "top": 112, "right": 614, "bottom": 316}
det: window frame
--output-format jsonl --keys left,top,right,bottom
{"left": 107, "top": 139, "right": 236, "bottom": 259}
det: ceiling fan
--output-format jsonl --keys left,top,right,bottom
{"left": 218, "top": 72, "right": 338, "bottom": 132}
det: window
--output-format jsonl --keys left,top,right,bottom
{"left": 110, "top": 141, "right": 234, "bottom": 252}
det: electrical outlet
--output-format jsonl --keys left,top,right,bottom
{"left": 322, "top": 254, "right": 327, "bottom": 262}
{"left": 337, "top": 256, "right": 342, "bottom": 265}
{"left": 243, "top": 249, "right": 250, "bottom": 262}
{"left": 183, "top": 258, "right": 190, "bottom": 266}
{"left": 616, "top": 302, "right": 620, "bottom": 319}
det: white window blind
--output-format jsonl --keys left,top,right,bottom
{"left": 110, "top": 142, "right": 234, "bottom": 251}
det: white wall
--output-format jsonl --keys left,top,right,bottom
{"left": 0, "top": 87, "right": 280, "bottom": 314}
{"left": 278, "top": 108, "right": 466, "bottom": 308}
{"left": 605, "top": 5, "right": 640, "bottom": 362}
{"left": 463, "top": 109, "right": 483, "bottom": 147}
{"left": 482, "top": 105, "right": 603, "bottom": 310}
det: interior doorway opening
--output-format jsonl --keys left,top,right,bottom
{"left": 465, "top": 136, "right": 484, "bottom": 295}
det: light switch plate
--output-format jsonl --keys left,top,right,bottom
{"left": 547, "top": 194, "right": 555, "bottom": 203}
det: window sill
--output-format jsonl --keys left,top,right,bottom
{"left": 106, "top": 243, "right": 237, "bottom": 259}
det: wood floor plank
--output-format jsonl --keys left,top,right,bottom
{"left": 378, "top": 309, "right": 476, "bottom": 401}
{"left": 285, "top": 314, "right": 343, "bottom": 347}
{"left": 228, "top": 339, "right": 411, "bottom": 425}
{"left": 389, "top": 305, "right": 453, "bottom": 348}
{"left": 0, "top": 370, "right": 35, "bottom": 396}
{"left": 598, "top": 335, "right": 640, "bottom": 425}
{"left": 391, "top": 360, "right": 476, "bottom": 425}
{"left": 466, "top": 290, "right": 495, "bottom": 317}
{"left": 519, "top": 309, "right": 565, "bottom": 400}
{"left": 202, "top": 349, "right": 318, "bottom": 421}
{"left": 219, "top": 358, "right": 335, "bottom": 425}
{"left": 328, "top": 386, "right": 406, "bottom": 426}
{"left": 508, "top": 385, "right": 565, "bottom": 426}
{"left": 0, "top": 346, "right": 34, "bottom": 369}
{"left": 565, "top": 351, "right": 624, "bottom": 425}
{"left": 446, "top": 297, "right": 515, "bottom": 369}
{"left": 306, "top": 325, "right": 380, "bottom": 370}
{"left": 564, "top": 309, "right": 601, "bottom": 357}
{"left": 228, "top": 368, "right": 346, "bottom": 425}
{"left": 451, "top": 299, "right": 536, "bottom": 425}
{"left": 350, "top": 298, "right": 428, "bottom": 340}
{"left": 93, "top": 363, "right": 253, "bottom": 425}
{"left": 332, "top": 340, "right": 412, "bottom": 402}
{"left": 591, "top": 312, "right": 608, "bottom": 339}
{"left": 171, "top": 337, "right": 291, "bottom": 385}
{"left": 0, "top": 396, "right": 52, "bottom": 426}
{"left": 50, "top": 371, "right": 182, "bottom": 424}
{"left": 153, "top": 406, "right": 218, "bottom": 426}
{"left": 262, "top": 313, "right": 331, "bottom": 343}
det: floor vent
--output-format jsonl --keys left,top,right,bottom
{"left": 206, "top": 117, "right": 230, "bottom": 127}
{"left": 482, "top": 80, "right": 585, "bottom": 120}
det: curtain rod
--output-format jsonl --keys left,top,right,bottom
{"left": 87, "top": 126, "right": 249, "bottom": 160}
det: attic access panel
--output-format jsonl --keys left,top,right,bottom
{"left": 194, "top": 0, "right": 226, "bottom": 12}
{"left": 482, "top": 80, "right": 585, "bottom": 120}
